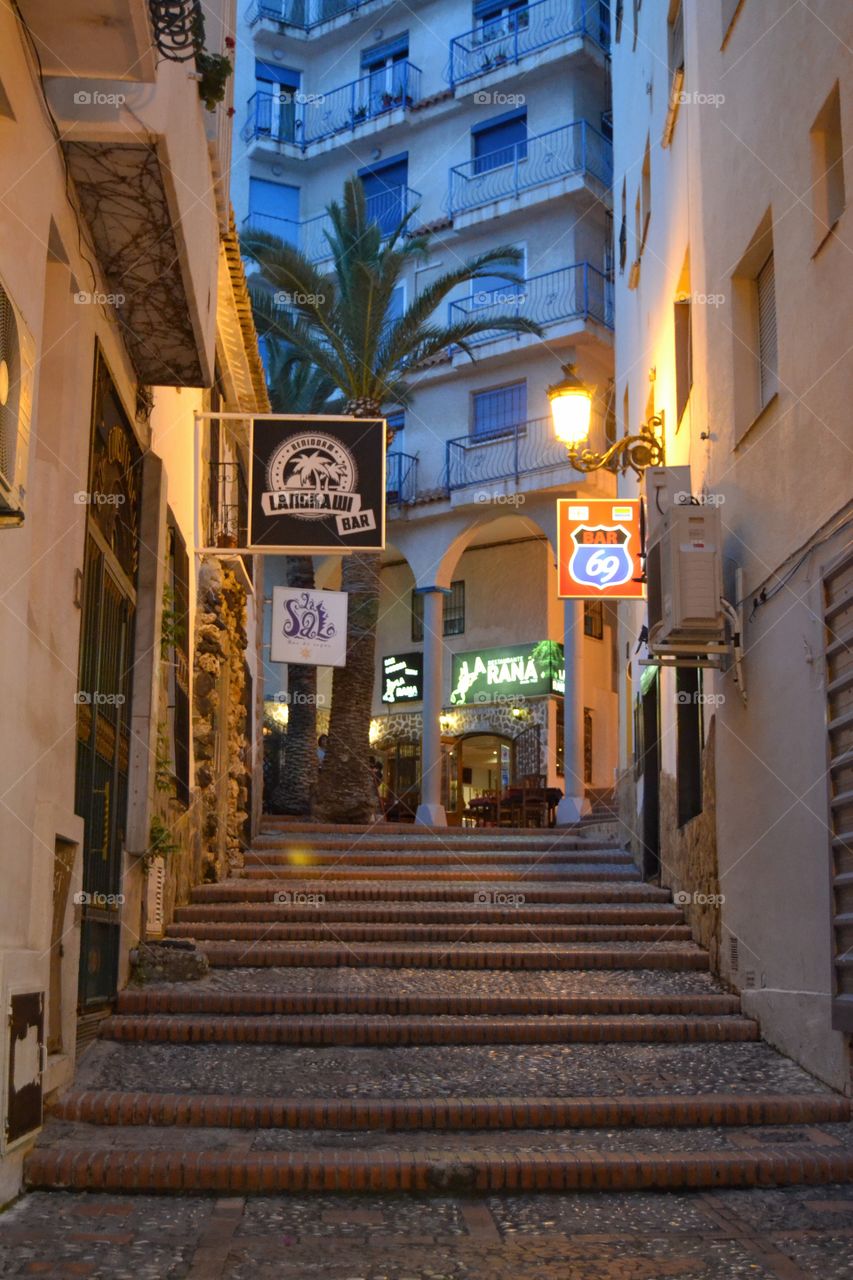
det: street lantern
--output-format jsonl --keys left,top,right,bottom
{"left": 548, "top": 363, "right": 666, "bottom": 477}
{"left": 548, "top": 363, "right": 594, "bottom": 447}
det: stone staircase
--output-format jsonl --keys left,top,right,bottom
{"left": 27, "top": 824, "right": 853, "bottom": 1195}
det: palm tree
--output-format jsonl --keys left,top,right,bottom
{"left": 261, "top": 338, "right": 338, "bottom": 815}
{"left": 243, "top": 178, "right": 542, "bottom": 823}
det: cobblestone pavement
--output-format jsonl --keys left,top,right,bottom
{"left": 2, "top": 1186, "right": 853, "bottom": 1278}
{"left": 73, "top": 1037, "right": 832, "bottom": 1099}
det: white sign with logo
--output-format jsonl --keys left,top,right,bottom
{"left": 270, "top": 586, "right": 348, "bottom": 668}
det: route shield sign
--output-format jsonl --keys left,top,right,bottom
{"left": 557, "top": 498, "right": 644, "bottom": 599}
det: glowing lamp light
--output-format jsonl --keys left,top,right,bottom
{"left": 548, "top": 363, "right": 594, "bottom": 447}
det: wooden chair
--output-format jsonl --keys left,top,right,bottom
{"left": 520, "top": 773, "right": 549, "bottom": 828}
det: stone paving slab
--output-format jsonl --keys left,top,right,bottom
{"left": 3, "top": 1187, "right": 853, "bottom": 1278}
{"left": 141, "top": 965, "right": 726, "bottom": 996}
{"left": 33, "top": 1121, "right": 853, "bottom": 1155}
{"left": 74, "top": 1040, "right": 832, "bottom": 1099}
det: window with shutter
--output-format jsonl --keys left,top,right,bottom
{"left": 471, "top": 382, "right": 526, "bottom": 437}
{"left": 757, "top": 252, "right": 778, "bottom": 407}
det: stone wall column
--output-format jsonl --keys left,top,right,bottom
{"left": 415, "top": 586, "right": 448, "bottom": 827}
{"left": 556, "top": 599, "right": 592, "bottom": 824}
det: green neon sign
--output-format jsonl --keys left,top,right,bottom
{"left": 450, "top": 640, "right": 564, "bottom": 705}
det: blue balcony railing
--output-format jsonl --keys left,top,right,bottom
{"left": 242, "top": 186, "right": 421, "bottom": 261}
{"left": 386, "top": 452, "right": 418, "bottom": 504}
{"left": 449, "top": 262, "right": 613, "bottom": 345}
{"left": 449, "top": 121, "right": 612, "bottom": 216}
{"left": 448, "top": 0, "right": 609, "bottom": 87}
{"left": 249, "top": 0, "right": 378, "bottom": 30}
{"left": 447, "top": 416, "right": 582, "bottom": 492}
{"left": 243, "top": 62, "right": 422, "bottom": 149}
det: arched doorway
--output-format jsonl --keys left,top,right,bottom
{"left": 443, "top": 732, "right": 513, "bottom": 824}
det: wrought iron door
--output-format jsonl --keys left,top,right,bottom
{"left": 75, "top": 535, "right": 135, "bottom": 1005}
{"left": 75, "top": 349, "right": 140, "bottom": 1007}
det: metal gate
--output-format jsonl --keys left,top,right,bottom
{"left": 75, "top": 350, "right": 140, "bottom": 1008}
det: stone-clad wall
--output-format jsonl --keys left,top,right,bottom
{"left": 659, "top": 717, "right": 721, "bottom": 972}
{"left": 193, "top": 559, "right": 251, "bottom": 879}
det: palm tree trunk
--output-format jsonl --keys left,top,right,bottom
{"left": 314, "top": 400, "right": 383, "bottom": 824}
{"left": 313, "top": 550, "right": 381, "bottom": 823}
{"left": 273, "top": 555, "right": 318, "bottom": 815}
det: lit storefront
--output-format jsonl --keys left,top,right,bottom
{"left": 371, "top": 640, "right": 577, "bottom": 824}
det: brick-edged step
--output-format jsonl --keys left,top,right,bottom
{"left": 238, "top": 866, "right": 639, "bottom": 882}
{"left": 165, "top": 922, "right": 693, "bottom": 944}
{"left": 173, "top": 902, "right": 685, "bottom": 926}
{"left": 116, "top": 990, "right": 741, "bottom": 1017}
{"left": 245, "top": 849, "right": 634, "bottom": 866}
{"left": 255, "top": 829, "right": 621, "bottom": 848}
{"left": 25, "top": 1144, "right": 853, "bottom": 1194}
{"left": 52, "top": 1091, "right": 850, "bottom": 1131}
{"left": 98, "top": 1013, "right": 758, "bottom": 1047}
{"left": 191, "top": 881, "right": 673, "bottom": 904}
{"left": 195, "top": 941, "right": 709, "bottom": 970}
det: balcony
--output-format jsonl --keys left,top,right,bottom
{"left": 43, "top": 66, "right": 218, "bottom": 386}
{"left": 448, "top": 0, "right": 609, "bottom": 88}
{"left": 448, "top": 263, "right": 613, "bottom": 348}
{"left": 16, "top": 0, "right": 156, "bottom": 79}
{"left": 248, "top": 0, "right": 382, "bottom": 30}
{"left": 386, "top": 453, "right": 418, "bottom": 505}
{"left": 449, "top": 121, "right": 612, "bottom": 218}
{"left": 243, "top": 186, "right": 421, "bottom": 261}
{"left": 242, "top": 62, "right": 422, "bottom": 150}
{"left": 446, "top": 417, "right": 579, "bottom": 492}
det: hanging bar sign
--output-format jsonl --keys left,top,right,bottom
{"left": 249, "top": 416, "right": 386, "bottom": 553}
{"left": 557, "top": 498, "right": 644, "bottom": 599}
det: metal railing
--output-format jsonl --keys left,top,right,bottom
{"left": 249, "top": 0, "right": 373, "bottom": 30}
{"left": 447, "top": 416, "right": 568, "bottom": 491}
{"left": 448, "top": 262, "right": 613, "bottom": 345}
{"left": 386, "top": 452, "right": 418, "bottom": 504}
{"left": 148, "top": 0, "right": 203, "bottom": 61}
{"left": 448, "top": 121, "right": 612, "bottom": 216}
{"left": 446, "top": 413, "right": 603, "bottom": 492}
{"left": 243, "top": 62, "right": 422, "bottom": 149}
{"left": 448, "top": 0, "right": 609, "bottom": 87}
{"left": 242, "top": 186, "right": 421, "bottom": 261}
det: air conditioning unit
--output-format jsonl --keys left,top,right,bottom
{"left": 646, "top": 504, "right": 725, "bottom": 648}
{"left": 0, "top": 275, "right": 36, "bottom": 526}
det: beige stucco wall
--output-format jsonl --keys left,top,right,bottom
{"left": 612, "top": 0, "right": 852, "bottom": 1090}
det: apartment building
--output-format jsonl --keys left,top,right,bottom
{"left": 0, "top": 0, "right": 267, "bottom": 1196}
{"left": 611, "top": 0, "right": 852, "bottom": 1089}
{"left": 234, "top": 0, "right": 620, "bottom": 821}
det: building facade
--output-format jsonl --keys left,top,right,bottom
{"left": 611, "top": 0, "right": 852, "bottom": 1090}
{"left": 0, "top": 0, "right": 266, "bottom": 1197}
{"left": 236, "top": 0, "right": 620, "bottom": 821}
